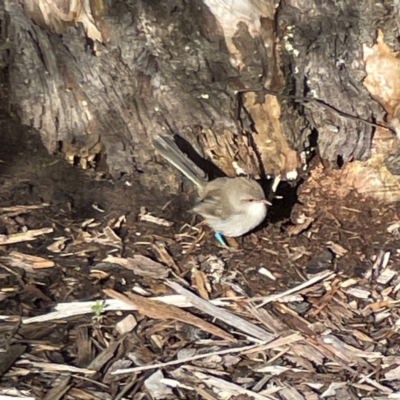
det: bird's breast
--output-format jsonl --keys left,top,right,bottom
{"left": 207, "top": 202, "right": 267, "bottom": 237}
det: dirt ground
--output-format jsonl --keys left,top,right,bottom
{"left": 2, "top": 107, "right": 400, "bottom": 399}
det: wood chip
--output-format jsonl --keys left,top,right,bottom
{"left": 255, "top": 271, "right": 335, "bottom": 307}
{"left": 22, "top": 296, "right": 233, "bottom": 324}
{"left": 42, "top": 375, "right": 70, "bottom": 400}
{"left": 384, "top": 365, "right": 400, "bottom": 381}
{"left": 0, "top": 344, "right": 27, "bottom": 377}
{"left": 191, "top": 268, "right": 210, "bottom": 300}
{"left": 352, "top": 330, "right": 374, "bottom": 343}
{"left": 258, "top": 267, "right": 277, "bottom": 280}
{"left": 139, "top": 207, "right": 174, "bottom": 227}
{"left": 16, "top": 361, "right": 95, "bottom": 375}
{"left": 345, "top": 288, "right": 370, "bottom": 299}
{"left": 0, "top": 227, "right": 53, "bottom": 245}
{"left": 86, "top": 226, "right": 121, "bottom": 247}
{"left": 145, "top": 370, "right": 173, "bottom": 398}
{"left": 1, "top": 251, "right": 55, "bottom": 271}
{"left": 103, "top": 255, "right": 170, "bottom": 278}
{"left": 116, "top": 314, "right": 137, "bottom": 335}
{"left": 113, "top": 342, "right": 262, "bottom": 374}
{"left": 104, "top": 288, "right": 235, "bottom": 342}
{"left": 0, "top": 203, "right": 50, "bottom": 216}
{"left": 47, "top": 237, "right": 68, "bottom": 253}
{"left": 153, "top": 242, "right": 180, "bottom": 272}
{"left": 327, "top": 242, "right": 347, "bottom": 256}
{"left": 377, "top": 268, "right": 397, "bottom": 285}
{"left": 190, "top": 370, "right": 276, "bottom": 400}
{"left": 166, "top": 280, "right": 273, "bottom": 341}
{"left": 287, "top": 214, "right": 314, "bottom": 236}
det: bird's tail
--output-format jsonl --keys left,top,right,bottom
{"left": 153, "top": 135, "right": 206, "bottom": 188}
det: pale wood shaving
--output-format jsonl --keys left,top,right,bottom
{"left": 85, "top": 226, "right": 121, "bottom": 247}
{"left": 0, "top": 251, "right": 54, "bottom": 271}
{"left": 112, "top": 342, "right": 263, "bottom": 374}
{"left": 104, "top": 288, "right": 235, "bottom": 341}
{"left": 377, "top": 268, "right": 397, "bottom": 284}
{"left": 326, "top": 242, "right": 347, "bottom": 256}
{"left": 345, "top": 287, "right": 371, "bottom": 299}
{"left": 339, "top": 278, "right": 359, "bottom": 288}
{"left": 153, "top": 242, "right": 180, "bottom": 272}
{"left": 166, "top": 280, "right": 273, "bottom": 341}
{"left": 0, "top": 390, "right": 35, "bottom": 400}
{"left": 21, "top": 295, "right": 233, "bottom": 324}
{"left": 191, "top": 267, "right": 210, "bottom": 300}
{"left": 115, "top": 314, "right": 137, "bottom": 335}
{"left": 279, "top": 386, "right": 305, "bottom": 400}
{"left": 145, "top": 370, "right": 173, "bottom": 398}
{"left": 102, "top": 255, "right": 170, "bottom": 278}
{"left": 139, "top": 206, "right": 174, "bottom": 227}
{"left": 190, "top": 369, "right": 279, "bottom": 400}
{"left": 46, "top": 237, "right": 68, "bottom": 253}
{"left": 387, "top": 221, "right": 400, "bottom": 237}
{"left": 0, "top": 203, "right": 50, "bottom": 217}
{"left": 258, "top": 267, "right": 277, "bottom": 280}
{"left": 0, "top": 227, "right": 53, "bottom": 245}
{"left": 254, "top": 271, "right": 335, "bottom": 307}
{"left": 15, "top": 361, "right": 95, "bottom": 375}
{"left": 287, "top": 214, "right": 314, "bottom": 236}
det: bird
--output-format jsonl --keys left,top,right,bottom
{"left": 153, "top": 135, "right": 271, "bottom": 238}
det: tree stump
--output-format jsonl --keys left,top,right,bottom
{"left": 2, "top": 0, "right": 400, "bottom": 202}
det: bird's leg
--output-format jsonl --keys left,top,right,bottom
{"left": 214, "top": 232, "right": 239, "bottom": 248}
{"left": 215, "top": 232, "right": 228, "bottom": 247}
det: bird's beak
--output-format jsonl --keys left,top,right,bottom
{"left": 259, "top": 199, "right": 272, "bottom": 206}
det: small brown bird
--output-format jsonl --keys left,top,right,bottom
{"left": 153, "top": 135, "right": 271, "bottom": 237}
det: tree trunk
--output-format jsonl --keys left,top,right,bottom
{"left": 2, "top": 0, "right": 400, "bottom": 200}
{"left": 278, "top": 0, "right": 389, "bottom": 163}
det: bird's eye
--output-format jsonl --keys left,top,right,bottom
{"left": 247, "top": 198, "right": 254, "bottom": 202}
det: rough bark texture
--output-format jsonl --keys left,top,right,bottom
{"left": 277, "top": 0, "right": 390, "bottom": 165}
{"left": 1, "top": 0, "right": 399, "bottom": 194}
{"left": 6, "top": 0, "right": 297, "bottom": 191}
{"left": 5, "top": 1, "right": 233, "bottom": 180}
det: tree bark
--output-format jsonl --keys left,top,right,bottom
{"left": 1, "top": 0, "right": 299, "bottom": 190}
{"left": 277, "top": 0, "right": 389, "bottom": 165}
{"left": 2, "top": 0, "right": 399, "bottom": 198}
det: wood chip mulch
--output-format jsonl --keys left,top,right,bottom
{"left": 1, "top": 190, "right": 400, "bottom": 400}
